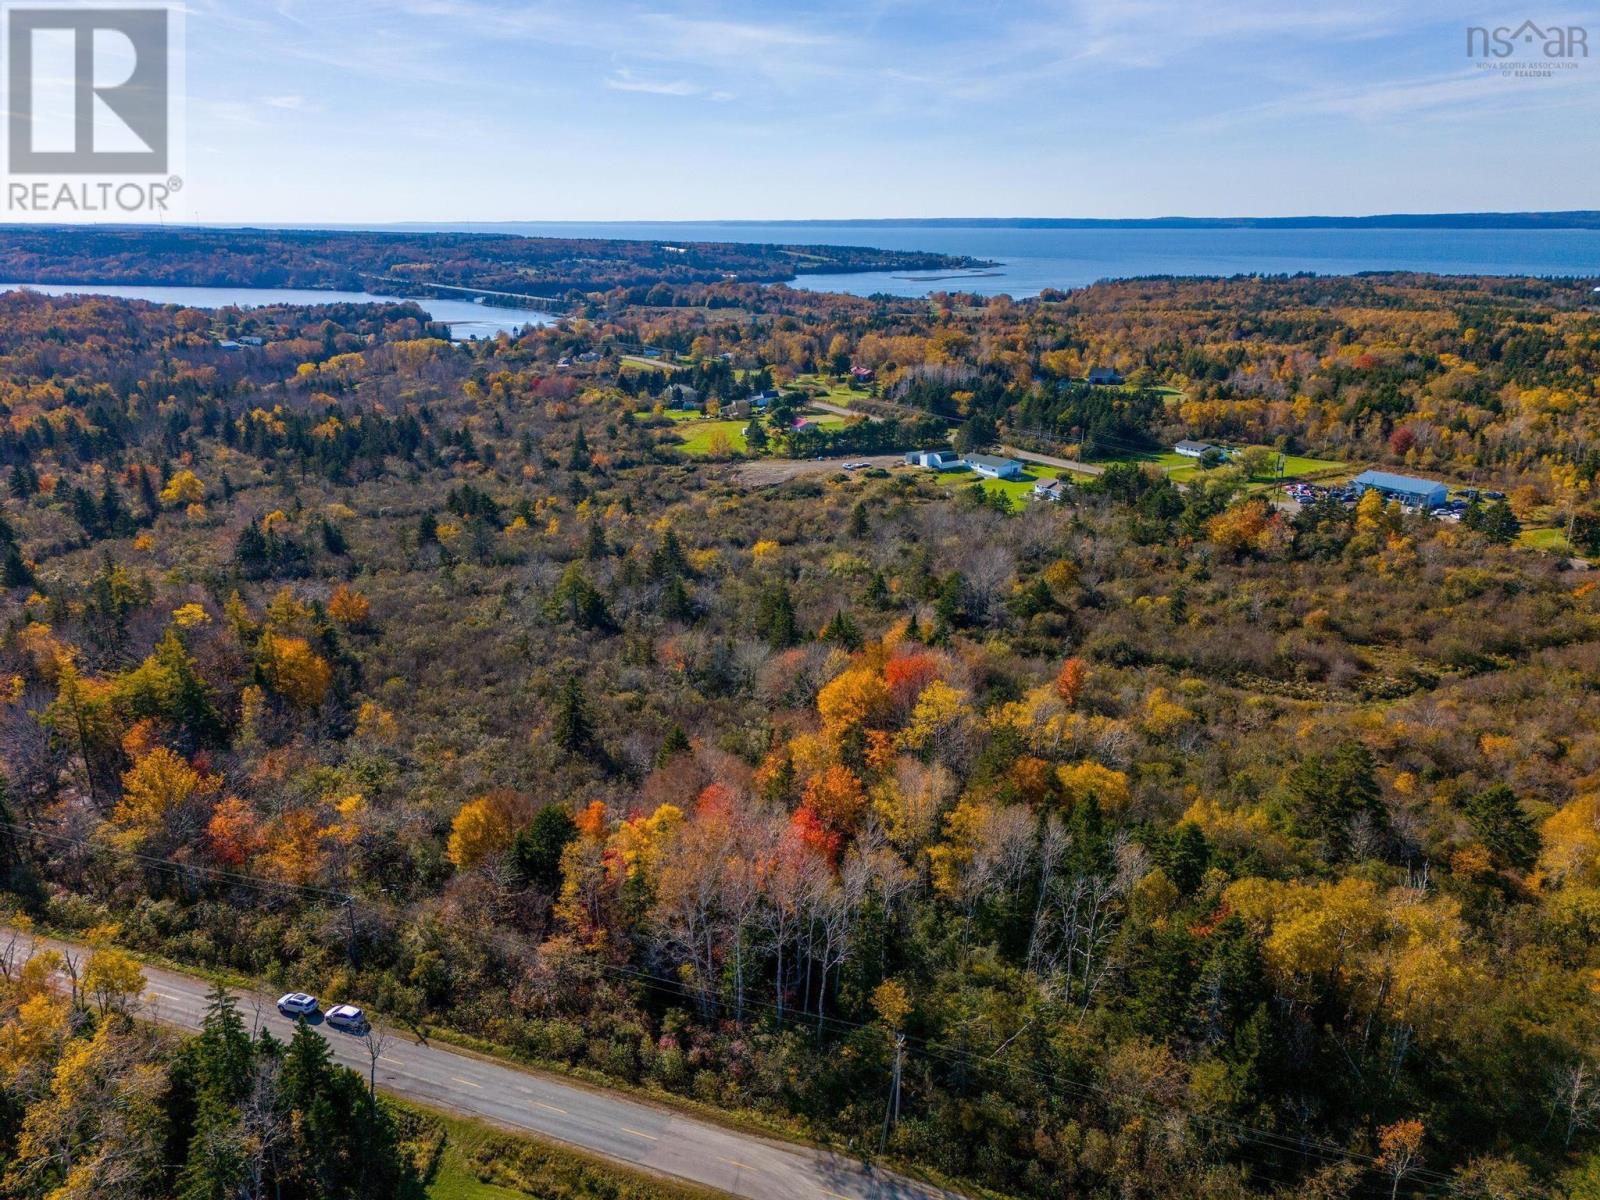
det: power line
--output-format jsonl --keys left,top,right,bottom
{"left": 0, "top": 818, "right": 354, "bottom": 904}
{"left": 1, "top": 817, "right": 1463, "bottom": 1192}
{"left": 548, "top": 954, "right": 1461, "bottom": 1193}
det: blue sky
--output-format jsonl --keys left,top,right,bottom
{"left": 174, "top": 0, "right": 1600, "bottom": 222}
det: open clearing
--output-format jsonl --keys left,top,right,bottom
{"left": 1519, "top": 526, "right": 1574, "bottom": 555}
{"left": 1093, "top": 447, "right": 1348, "bottom": 486}
{"left": 658, "top": 411, "right": 852, "bottom": 457}
{"left": 733, "top": 454, "right": 905, "bottom": 486}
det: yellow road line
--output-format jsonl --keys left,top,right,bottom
{"left": 620, "top": 1127, "right": 658, "bottom": 1141}
{"left": 534, "top": 1101, "right": 568, "bottom": 1115}
{"left": 450, "top": 1076, "right": 483, "bottom": 1089}
{"left": 719, "top": 1157, "right": 753, "bottom": 1170}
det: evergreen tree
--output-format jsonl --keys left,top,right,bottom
{"left": 553, "top": 677, "right": 593, "bottom": 753}
{"left": 849, "top": 501, "right": 869, "bottom": 537}
{"left": 1465, "top": 784, "right": 1538, "bottom": 870}
{"left": 650, "top": 529, "right": 690, "bottom": 580}
{"left": 176, "top": 986, "right": 254, "bottom": 1200}
{"left": 820, "top": 608, "right": 863, "bottom": 651}
{"left": 757, "top": 582, "right": 798, "bottom": 648}
{"left": 1, "top": 545, "right": 31, "bottom": 589}
{"left": 547, "top": 563, "right": 613, "bottom": 631}
{"left": 863, "top": 569, "right": 889, "bottom": 609}
{"left": 657, "top": 724, "right": 691, "bottom": 764}
{"left": 567, "top": 426, "right": 591, "bottom": 471}
{"left": 660, "top": 573, "right": 694, "bottom": 622}
{"left": 1285, "top": 741, "right": 1383, "bottom": 861}
{"left": 512, "top": 804, "right": 579, "bottom": 893}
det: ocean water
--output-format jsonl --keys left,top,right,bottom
{"left": 0, "top": 282, "right": 555, "bottom": 339}
{"left": 12, "top": 224, "right": 1600, "bottom": 310}
{"left": 369, "top": 221, "right": 1600, "bottom": 298}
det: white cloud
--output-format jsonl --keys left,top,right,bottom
{"left": 604, "top": 68, "right": 705, "bottom": 97}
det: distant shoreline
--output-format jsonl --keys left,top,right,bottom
{"left": 361, "top": 211, "right": 1600, "bottom": 233}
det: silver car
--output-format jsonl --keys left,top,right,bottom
{"left": 325, "top": 1003, "right": 369, "bottom": 1033}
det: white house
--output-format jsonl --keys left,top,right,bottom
{"left": 1175, "top": 440, "right": 1225, "bottom": 460}
{"left": 905, "top": 449, "right": 965, "bottom": 471}
{"left": 964, "top": 454, "right": 1026, "bottom": 481}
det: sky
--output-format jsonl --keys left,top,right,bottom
{"left": 157, "top": 0, "right": 1600, "bottom": 222}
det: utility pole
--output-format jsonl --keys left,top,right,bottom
{"left": 344, "top": 896, "right": 360, "bottom": 970}
{"left": 879, "top": 1033, "right": 905, "bottom": 1155}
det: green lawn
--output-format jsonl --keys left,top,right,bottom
{"left": 430, "top": 1155, "right": 528, "bottom": 1200}
{"left": 1094, "top": 447, "right": 1346, "bottom": 486}
{"left": 1519, "top": 526, "right": 1574, "bottom": 555}
{"left": 933, "top": 465, "right": 1065, "bottom": 510}
{"left": 620, "top": 354, "right": 683, "bottom": 373}
{"left": 415, "top": 1103, "right": 721, "bottom": 1200}
{"left": 789, "top": 373, "right": 875, "bottom": 408}
{"left": 674, "top": 418, "right": 750, "bottom": 455}
{"left": 642, "top": 407, "right": 857, "bottom": 458}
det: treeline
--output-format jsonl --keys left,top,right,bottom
{"left": 0, "top": 228, "right": 981, "bottom": 297}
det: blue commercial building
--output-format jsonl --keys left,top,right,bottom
{"left": 1351, "top": 470, "right": 1449, "bottom": 509}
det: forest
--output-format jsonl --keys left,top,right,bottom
{"left": 1, "top": 267, "right": 1600, "bottom": 1200}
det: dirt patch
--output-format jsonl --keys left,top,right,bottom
{"left": 733, "top": 454, "right": 906, "bottom": 487}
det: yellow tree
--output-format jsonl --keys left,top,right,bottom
{"left": 896, "top": 680, "right": 971, "bottom": 753}
{"left": 159, "top": 469, "right": 204, "bottom": 506}
{"left": 261, "top": 634, "right": 333, "bottom": 710}
{"left": 447, "top": 789, "right": 535, "bottom": 870}
{"left": 327, "top": 585, "right": 372, "bottom": 628}
{"left": 110, "top": 747, "right": 222, "bottom": 850}
{"left": 817, "top": 665, "right": 891, "bottom": 743}
{"left": 1377, "top": 1119, "right": 1425, "bottom": 1199}
{"left": 82, "top": 948, "right": 145, "bottom": 1016}
{"left": 259, "top": 809, "right": 326, "bottom": 886}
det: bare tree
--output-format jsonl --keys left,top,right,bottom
{"left": 363, "top": 1025, "right": 390, "bottom": 1107}
{"left": 241, "top": 1053, "right": 285, "bottom": 1200}
{"left": 1549, "top": 1057, "right": 1600, "bottom": 1148}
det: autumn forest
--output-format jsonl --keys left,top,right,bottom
{"left": 3, "top": 252, "right": 1600, "bottom": 1200}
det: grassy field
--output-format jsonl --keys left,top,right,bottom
{"left": 1095, "top": 447, "right": 1347, "bottom": 485}
{"left": 674, "top": 418, "right": 750, "bottom": 455}
{"left": 650, "top": 409, "right": 851, "bottom": 457}
{"left": 620, "top": 354, "right": 684, "bottom": 373}
{"left": 414, "top": 1104, "right": 723, "bottom": 1200}
{"left": 790, "top": 373, "right": 875, "bottom": 408}
{"left": 1519, "top": 526, "right": 1575, "bottom": 555}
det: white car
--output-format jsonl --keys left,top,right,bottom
{"left": 326, "top": 1003, "right": 369, "bottom": 1033}
{"left": 276, "top": 992, "right": 318, "bottom": 1018}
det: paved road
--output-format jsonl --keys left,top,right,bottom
{"left": 999, "top": 446, "right": 1105, "bottom": 478}
{"left": 9, "top": 930, "right": 959, "bottom": 1200}
{"left": 808, "top": 399, "right": 867, "bottom": 420}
